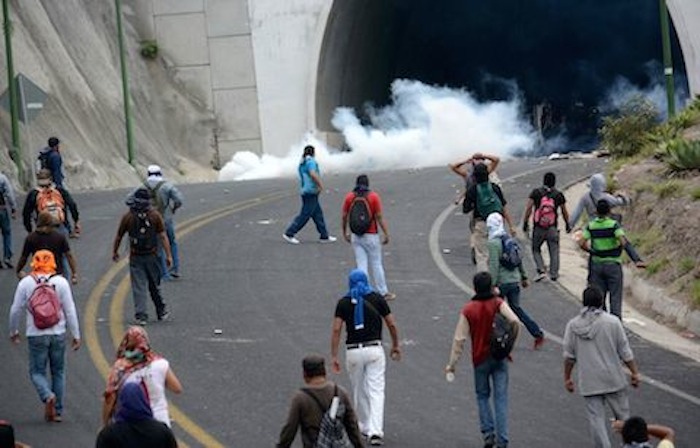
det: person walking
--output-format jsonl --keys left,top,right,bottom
{"left": 522, "top": 172, "right": 571, "bottom": 282}
{"left": 15, "top": 212, "right": 78, "bottom": 284}
{"left": 579, "top": 200, "right": 645, "bottom": 319}
{"left": 126, "top": 165, "right": 184, "bottom": 279}
{"left": 331, "top": 269, "right": 401, "bottom": 446}
{"left": 563, "top": 286, "right": 641, "bottom": 448}
{"left": 0, "top": 170, "right": 18, "bottom": 268}
{"left": 112, "top": 188, "right": 173, "bottom": 325}
{"left": 342, "top": 174, "right": 395, "bottom": 300}
{"left": 486, "top": 212, "right": 544, "bottom": 349}
{"left": 8, "top": 250, "right": 81, "bottom": 423}
{"left": 283, "top": 145, "right": 336, "bottom": 244}
{"left": 277, "top": 354, "right": 364, "bottom": 448}
{"left": 568, "top": 173, "right": 630, "bottom": 229}
{"left": 462, "top": 163, "right": 516, "bottom": 271}
{"left": 37, "top": 137, "right": 64, "bottom": 189}
{"left": 97, "top": 382, "right": 178, "bottom": 448}
{"left": 22, "top": 169, "right": 80, "bottom": 237}
{"left": 102, "top": 326, "right": 183, "bottom": 427}
{"left": 445, "top": 271, "right": 520, "bottom": 448}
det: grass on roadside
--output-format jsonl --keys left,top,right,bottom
{"left": 679, "top": 257, "right": 696, "bottom": 276}
{"left": 652, "top": 180, "right": 684, "bottom": 199}
{"left": 628, "top": 227, "right": 665, "bottom": 254}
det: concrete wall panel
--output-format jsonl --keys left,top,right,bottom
{"left": 206, "top": 0, "right": 250, "bottom": 37}
{"left": 210, "top": 36, "right": 256, "bottom": 89}
{"left": 153, "top": 0, "right": 203, "bottom": 15}
{"left": 173, "top": 66, "right": 214, "bottom": 110}
{"left": 155, "top": 13, "right": 209, "bottom": 66}
{"left": 669, "top": 0, "right": 700, "bottom": 97}
{"left": 214, "top": 88, "right": 261, "bottom": 141}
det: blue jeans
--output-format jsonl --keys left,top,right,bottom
{"left": 499, "top": 282, "right": 543, "bottom": 339}
{"left": 351, "top": 233, "right": 388, "bottom": 295}
{"left": 474, "top": 357, "right": 509, "bottom": 447}
{"left": 0, "top": 208, "right": 11, "bottom": 261}
{"left": 285, "top": 193, "right": 329, "bottom": 239}
{"left": 28, "top": 334, "right": 66, "bottom": 415}
{"left": 160, "top": 218, "right": 179, "bottom": 277}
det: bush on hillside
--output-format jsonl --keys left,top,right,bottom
{"left": 665, "top": 139, "right": 700, "bottom": 171}
{"left": 599, "top": 96, "right": 659, "bottom": 158}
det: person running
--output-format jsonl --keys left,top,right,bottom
{"left": 126, "top": 165, "right": 184, "bottom": 280}
{"left": 568, "top": 173, "right": 630, "bottom": 229}
{"left": 445, "top": 271, "right": 520, "bottom": 448}
{"left": 102, "top": 326, "right": 183, "bottom": 427}
{"left": 579, "top": 200, "right": 646, "bottom": 319}
{"left": 97, "top": 382, "right": 177, "bottom": 448}
{"left": 522, "top": 172, "right": 570, "bottom": 282}
{"left": 0, "top": 170, "right": 18, "bottom": 269}
{"left": 8, "top": 250, "right": 81, "bottom": 423}
{"left": 277, "top": 354, "right": 364, "bottom": 448}
{"left": 112, "top": 188, "right": 172, "bottom": 325}
{"left": 462, "top": 163, "right": 516, "bottom": 271}
{"left": 331, "top": 269, "right": 401, "bottom": 446}
{"left": 22, "top": 169, "right": 80, "bottom": 237}
{"left": 37, "top": 137, "right": 64, "bottom": 189}
{"left": 486, "top": 212, "right": 544, "bottom": 349}
{"left": 563, "top": 286, "right": 641, "bottom": 448}
{"left": 342, "top": 174, "right": 395, "bottom": 300}
{"left": 15, "top": 212, "right": 78, "bottom": 284}
{"left": 283, "top": 145, "right": 336, "bottom": 244}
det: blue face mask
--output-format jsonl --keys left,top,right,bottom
{"left": 124, "top": 349, "right": 145, "bottom": 362}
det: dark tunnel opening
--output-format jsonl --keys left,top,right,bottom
{"left": 316, "top": 0, "right": 689, "bottom": 152}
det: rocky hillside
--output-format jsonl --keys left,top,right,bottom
{"left": 0, "top": 0, "right": 216, "bottom": 191}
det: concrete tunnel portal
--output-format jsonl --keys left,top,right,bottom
{"left": 315, "top": 0, "right": 688, "bottom": 150}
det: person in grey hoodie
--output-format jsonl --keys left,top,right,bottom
{"left": 568, "top": 173, "right": 630, "bottom": 229}
{"left": 563, "top": 286, "right": 641, "bottom": 448}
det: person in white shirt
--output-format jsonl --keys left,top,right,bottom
{"left": 8, "top": 249, "right": 81, "bottom": 423}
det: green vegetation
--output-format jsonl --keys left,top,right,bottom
{"left": 652, "top": 180, "right": 684, "bottom": 198}
{"left": 628, "top": 227, "right": 664, "bottom": 254}
{"left": 645, "top": 258, "right": 669, "bottom": 276}
{"left": 140, "top": 40, "right": 159, "bottom": 59}
{"left": 692, "top": 280, "right": 700, "bottom": 308}
{"left": 665, "top": 139, "right": 700, "bottom": 171}
{"left": 599, "top": 96, "right": 658, "bottom": 159}
{"left": 691, "top": 186, "right": 700, "bottom": 201}
{"left": 679, "top": 257, "right": 695, "bottom": 276}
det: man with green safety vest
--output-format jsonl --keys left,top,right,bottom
{"left": 579, "top": 200, "right": 646, "bottom": 319}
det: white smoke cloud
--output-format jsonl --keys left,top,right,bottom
{"left": 218, "top": 79, "right": 537, "bottom": 181}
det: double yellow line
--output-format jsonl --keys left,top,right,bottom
{"left": 84, "top": 190, "right": 290, "bottom": 447}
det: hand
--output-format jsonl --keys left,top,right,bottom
{"left": 564, "top": 378, "right": 575, "bottom": 393}
{"left": 331, "top": 358, "right": 342, "bottom": 374}
{"left": 382, "top": 235, "right": 389, "bottom": 245}
{"left": 521, "top": 279, "right": 530, "bottom": 288}
{"left": 444, "top": 365, "right": 455, "bottom": 374}
{"left": 390, "top": 347, "right": 401, "bottom": 361}
{"left": 343, "top": 233, "right": 351, "bottom": 243}
{"left": 17, "top": 271, "right": 26, "bottom": 280}
{"left": 166, "top": 256, "right": 173, "bottom": 268}
{"left": 635, "top": 261, "right": 647, "bottom": 269}
{"left": 630, "top": 372, "right": 640, "bottom": 388}
{"left": 611, "top": 420, "right": 624, "bottom": 433}
{"left": 473, "top": 152, "right": 483, "bottom": 160}
{"left": 112, "top": 252, "right": 120, "bottom": 262}
{"left": 508, "top": 225, "right": 516, "bottom": 237}
{"left": 71, "top": 338, "right": 81, "bottom": 351}
{"left": 71, "top": 274, "right": 78, "bottom": 285}
{"left": 10, "top": 334, "right": 20, "bottom": 344}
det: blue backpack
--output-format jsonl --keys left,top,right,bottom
{"left": 499, "top": 235, "right": 522, "bottom": 270}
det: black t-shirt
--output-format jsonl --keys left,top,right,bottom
{"left": 95, "top": 420, "right": 177, "bottom": 448}
{"left": 21, "top": 230, "right": 71, "bottom": 275}
{"left": 529, "top": 187, "right": 566, "bottom": 227}
{"left": 334, "top": 292, "right": 391, "bottom": 344}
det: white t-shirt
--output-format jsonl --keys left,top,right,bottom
{"left": 124, "top": 358, "right": 171, "bottom": 426}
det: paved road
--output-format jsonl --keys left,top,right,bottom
{"left": 1, "top": 158, "right": 698, "bottom": 447}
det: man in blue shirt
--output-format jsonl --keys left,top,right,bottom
{"left": 283, "top": 145, "right": 336, "bottom": 244}
{"left": 38, "top": 137, "right": 64, "bottom": 188}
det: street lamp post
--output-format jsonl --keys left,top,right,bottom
{"left": 2, "top": 0, "right": 24, "bottom": 184}
{"left": 659, "top": 0, "right": 675, "bottom": 117}
{"left": 115, "top": 0, "right": 135, "bottom": 165}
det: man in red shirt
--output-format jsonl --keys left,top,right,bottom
{"left": 341, "top": 174, "right": 395, "bottom": 300}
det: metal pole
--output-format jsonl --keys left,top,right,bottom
{"left": 115, "top": 0, "right": 135, "bottom": 165}
{"left": 2, "top": 0, "right": 24, "bottom": 184}
{"left": 659, "top": 0, "right": 675, "bottom": 117}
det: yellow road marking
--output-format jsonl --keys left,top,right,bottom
{"left": 85, "top": 191, "right": 290, "bottom": 447}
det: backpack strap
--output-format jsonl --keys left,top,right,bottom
{"left": 301, "top": 383, "right": 337, "bottom": 413}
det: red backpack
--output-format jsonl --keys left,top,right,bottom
{"left": 28, "top": 275, "right": 62, "bottom": 329}
{"left": 534, "top": 189, "right": 557, "bottom": 228}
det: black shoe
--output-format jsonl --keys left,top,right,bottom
{"left": 484, "top": 434, "right": 495, "bottom": 448}
{"left": 158, "top": 310, "right": 171, "bottom": 322}
{"left": 369, "top": 435, "right": 384, "bottom": 446}
{"left": 169, "top": 271, "right": 181, "bottom": 279}
{"left": 132, "top": 315, "right": 148, "bottom": 326}
{"left": 3, "top": 259, "right": 12, "bottom": 269}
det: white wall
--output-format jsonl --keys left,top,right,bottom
{"left": 669, "top": 0, "right": 700, "bottom": 97}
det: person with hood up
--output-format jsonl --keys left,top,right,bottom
{"left": 563, "top": 286, "right": 641, "bottom": 448}
{"left": 486, "top": 213, "right": 544, "bottom": 350}
{"left": 568, "top": 173, "right": 629, "bottom": 229}
{"left": 96, "top": 382, "right": 177, "bottom": 448}
{"left": 102, "top": 326, "right": 182, "bottom": 428}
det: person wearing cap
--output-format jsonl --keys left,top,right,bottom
{"left": 9, "top": 250, "right": 81, "bottom": 423}
{"left": 0, "top": 170, "right": 18, "bottom": 268}
{"left": 331, "top": 269, "right": 401, "bottom": 446}
{"left": 15, "top": 211, "right": 78, "bottom": 284}
{"left": 277, "top": 354, "right": 364, "bottom": 448}
{"left": 37, "top": 137, "right": 64, "bottom": 189}
{"left": 22, "top": 169, "right": 80, "bottom": 237}
{"left": 113, "top": 188, "right": 173, "bottom": 325}
{"left": 126, "top": 165, "right": 184, "bottom": 279}
{"left": 579, "top": 200, "right": 646, "bottom": 319}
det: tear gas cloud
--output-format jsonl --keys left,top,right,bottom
{"left": 219, "top": 79, "right": 536, "bottom": 181}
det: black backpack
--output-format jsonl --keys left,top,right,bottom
{"left": 348, "top": 193, "right": 373, "bottom": 235}
{"left": 490, "top": 311, "right": 517, "bottom": 360}
{"left": 129, "top": 211, "right": 158, "bottom": 254}
{"left": 499, "top": 235, "right": 523, "bottom": 270}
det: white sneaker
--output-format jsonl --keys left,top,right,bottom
{"left": 283, "top": 234, "right": 300, "bottom": 244}
{"left": 320, "top": 236, "right": 337, "bottom": 243}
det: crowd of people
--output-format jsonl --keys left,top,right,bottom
{"left": 2, "top": 141, "right": 676, "bottom": 447}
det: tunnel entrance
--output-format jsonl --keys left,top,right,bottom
{"left": 316, "top": 0, "right": 688, "bottom": 151}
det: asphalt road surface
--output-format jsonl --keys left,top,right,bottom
{"left": 1, "top": 158, "right": 699, "bottom": 447}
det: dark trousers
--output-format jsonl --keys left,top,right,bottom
{"left": 532, "top": 226, "right": 559, "bottom": 278}
{"left": 588, "top": 262, "right": 623, "bottom": 319}
{"left": 285, "top": 193, "right": 329, "bottom": 239}
{"left": 129, "top": 254, "right": 167, "bottom": 320}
